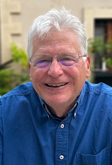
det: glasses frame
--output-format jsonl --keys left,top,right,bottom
{"left": 29, "top": 52, "right": 87, "bottom": 68}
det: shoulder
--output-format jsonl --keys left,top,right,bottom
{"left": 85, "top": 81, "right": 112, "bottom": 96}
{"left": 0, "top": 82, "right": 41, "bottom": 107}
{"left": 0, "top": 82, "right": 44, "bottom": 117}
{"left": 84, "top": 81, "right": 112, "bottom": 109}
{"left": 84, "top": 81, "right": 112, "bottom": 122}
{"left": 1, "top": 82, "right": 34, "bottom": 99}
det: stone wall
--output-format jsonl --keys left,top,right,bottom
{"left": 1, "top": 0, "right": 21, "bottom": 63}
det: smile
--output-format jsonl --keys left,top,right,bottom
{"left": 46, "top": 83, "right": 68, "bottom": 87}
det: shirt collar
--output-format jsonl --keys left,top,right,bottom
{"left": 38, "top": 95, "right": 78, "bottom": 121}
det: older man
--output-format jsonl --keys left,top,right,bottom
{"left": 0, "top": 7, "right": 112, "bottom": 165}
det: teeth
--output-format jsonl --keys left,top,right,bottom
{"left": 47, "top": 83, "right": 66, "bottom": 87}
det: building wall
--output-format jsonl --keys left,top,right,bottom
{"left": 1, "top": 0, "right": 112, "bottom": 63}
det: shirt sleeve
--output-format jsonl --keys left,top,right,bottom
{"left": 0, "top": 100, "right": 3, "bottom": 165}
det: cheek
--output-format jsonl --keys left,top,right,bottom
{"left": 30, "top": 67, "right": 47, "bottom": 83}
{"left": 65, "top": 66, "right": 79, "bottom": 83}
{"left": 68, "top": 63, "right": 87, "bottom": 82}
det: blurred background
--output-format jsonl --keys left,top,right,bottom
{"left": 0, "top": 0, "right": 112, "bottom": 95}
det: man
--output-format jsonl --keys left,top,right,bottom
{"left": 0, "top": 7, "right": 112, "bottom": 165}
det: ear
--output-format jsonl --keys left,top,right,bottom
{"left": 29, "top": 63, "right": 32, "bottom": 82}
{"left": 86, "top": 56, "right": 91, "bottom": 78}
{"left": 29, "top": 63, "right": 31, "bottom": 69}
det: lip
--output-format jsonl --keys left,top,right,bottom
{"left": 45, "top": 82, "right": 68, "bottom": 88}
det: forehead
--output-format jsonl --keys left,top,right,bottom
{"left": 33, "top": 31, "right": 81, "bottom": 54}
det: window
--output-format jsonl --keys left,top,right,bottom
{"left": 94, "top": 19, "right": 112, "bottom": 69}
{"left": 95, "top": 19, "right": 112, "bottom": 41}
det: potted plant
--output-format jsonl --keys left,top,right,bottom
{"left": 106, "top": 57, "right": 112, "bottom": 71}
{"left": 88, "top": 37, "right": 112, "bottom": 70}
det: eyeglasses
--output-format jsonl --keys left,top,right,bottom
{"left": 29, "top": 52, "right": 86, "bottom": 68}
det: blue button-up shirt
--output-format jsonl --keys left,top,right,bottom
{"left": 0, "top": 81, "right": 112, "bottom": 165}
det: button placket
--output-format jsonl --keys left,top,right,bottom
{"left": 55, "top": 123, "right": 68, "bottom": 165}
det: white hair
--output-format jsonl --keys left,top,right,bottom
{"left": 27, "top": 7, "right": 88, "bottom": 58}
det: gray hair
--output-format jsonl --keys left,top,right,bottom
{"left": 27, "top": 7, "right": 88, "bottom": 58}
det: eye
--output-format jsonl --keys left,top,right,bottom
{"left": 31, "top": 57, "right": 50, "bottom": 67}
{"left": 30, "top": 55, "right": 52, "bottom": 68}
{"left": 61, "top": 57, "right": 72, "bottom": 61}
{"left": 38, "top": 56, "right": 52, "bottom": 68}
{"left": 38, "top": 59, "right": 50, "bottom": 64}
{"left": 59, "top": 54, "right": 74, "bottom": 62}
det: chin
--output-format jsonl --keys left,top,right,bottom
{"left": 44, "top": 96, "right": 69, "bottom": 105}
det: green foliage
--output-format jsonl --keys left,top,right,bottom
{"left": 0, "top": 70, "right": 29, "bottom": 95}
{"left": 88, "top": 37, "right": 112, "bottom": 69}
{"left": 106, "top": 58, "right": 112, "bottom": 69}
{"left": 10, "top": 42, "right": 29, "bottom": 69}
{"left": 88, "top": 37, "right": 112, "bottom": 56}
{"left": 0, "top": 43, "right": 30, "bottom": 95}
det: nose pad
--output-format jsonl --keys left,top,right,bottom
{"left": 48, "top": 59, "right": 63, "bottom": 78}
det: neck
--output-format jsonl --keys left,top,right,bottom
{"left": 46, "top": 101, "right": 76, "bottom": 118}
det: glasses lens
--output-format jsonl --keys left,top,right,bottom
{"left": 30, "top": 53, "right": 79, "bottom": 68}
{"left": 31, "top": 55, "right": 51, "bottom": 68}
{"left": 59, "top": 53, "right": 78, "bottom": 66}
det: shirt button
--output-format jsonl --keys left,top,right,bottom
{"left": 60, "top": 155, "right": 64, "bottom": 160}
{"left": 74, "top": 112, "right": 76, "bottom": 117}
{"left": 60, "top": 124, "right": 64, "bottom": 128}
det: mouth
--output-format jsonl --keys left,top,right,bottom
{"left": 45, "top": 83, "right": 68, "bottom": 88}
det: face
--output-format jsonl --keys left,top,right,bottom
{"left": 29, "top": 31, "right": 90, "bottom": 112}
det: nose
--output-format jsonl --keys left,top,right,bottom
{"left": 47, "top": 59, "right": 63, "bottom": 78}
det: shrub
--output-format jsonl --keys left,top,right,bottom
{"left": 0, "top": 43, "right": 30, "bottom": 95}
